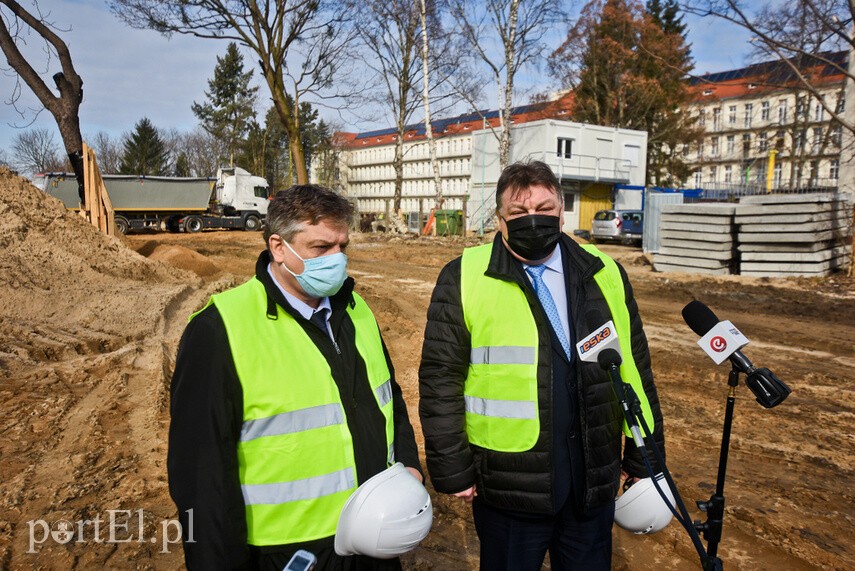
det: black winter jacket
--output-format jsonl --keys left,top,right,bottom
{"left": 168, "top": 251, "right": 421, "bottom": 570}
{"left": 418, "top": 234, "right": 665, "bottom": 514}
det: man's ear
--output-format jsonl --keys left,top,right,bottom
{"left": 268, "top": 234, "right": 287, "bottom": 264}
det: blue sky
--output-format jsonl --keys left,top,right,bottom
{"left": 0, "top": 0, "right": 753, "bottom": 164}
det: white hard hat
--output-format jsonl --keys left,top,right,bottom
{"left": 614, "top": 473, "right": 675, "bottom": 534}
{"left": 334, "top": 463, "right": 433, "bottom": 558}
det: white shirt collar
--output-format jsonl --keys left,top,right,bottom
{"left": 522, "top": 245, "right": 563, "bottom": 273}
{"left": 266, "top": 263, "right": 331, "bottom": 320}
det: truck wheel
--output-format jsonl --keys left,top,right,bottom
{"left": 185, "top": 216, "right": 204, "bottom": 233}
{"left": 114, "top": 216, "right": 130, "bottom": 235}
{"left": 244, "top": 214, "right": 262, "bottom": 231}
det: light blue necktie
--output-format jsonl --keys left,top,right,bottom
{"left": 526, "top": 265, "right": 571, "bottom": 359}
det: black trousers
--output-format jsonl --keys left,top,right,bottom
{"left": 472, "top": 495, "right": 614, "bottom": 571}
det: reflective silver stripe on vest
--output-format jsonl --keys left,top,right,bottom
{"left": 241, "top": 468, "right": 355, "bottom": 506}
{"left": 464, "top": 395, "right": 537, "bottom": 419}
{"left": 470, "top": 345, "right": 536, "bottom": 365}
{"left": 374, "top": 379, "right": 393, "bottom": 408}
{"left": 240, "top": 404, "right": 344, "bottom": 442}
{"left": 388, "top": 443, "right": 395, "bottom": 464}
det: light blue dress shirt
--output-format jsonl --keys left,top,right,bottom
{"left": 522, "top": 246, "right": 571, "bottom": 348}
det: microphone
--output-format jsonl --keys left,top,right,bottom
{"left": 575, "top": 310, "right": 621, "bottom": 363}
{"left": 597, "top": 347, "right": 646, "bottom": 449}
{"left": 682, "top": 301, "right": 791, "bottom": 408}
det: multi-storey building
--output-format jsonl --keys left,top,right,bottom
{"left": 333, "top": 93, "right": 648, "bottom": 232}
{"left": 684, "top": 51, "right": 847, "bottom": 193}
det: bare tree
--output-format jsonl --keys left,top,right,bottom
{"left": 353, "top": 0, "right": 423, "bottom": 215}
{"left": 419, "top": 0, "right": 444, "bottom": 206}
{"left": 11, "top": 127, "right": 65, "bottom": 174}
{"left": 88, "top": 131, "right": 124, "bottom": 174}
{"left": 0, "top": 0, "right": 85, "bottom": 194}
{"left": 449, "top": 0, "right": 564, "bottom": 168}
{"left": 110, "top": 0, "right": 357, "bottom": 184}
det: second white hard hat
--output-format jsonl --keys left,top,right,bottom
{"left": 614, "top": 473, "right": 675, "bottom": 534}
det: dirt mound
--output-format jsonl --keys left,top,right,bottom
{"left": 137, "top": 243, "right": 222, "bottom": 278}
{"left": 0, "top": 168, "right": 217, "bottom": 568}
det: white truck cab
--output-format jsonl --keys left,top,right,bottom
{"left": 217, "top": 166, "right": 270, "bottom": 216}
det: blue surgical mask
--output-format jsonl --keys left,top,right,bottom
{"left": 282, "top": 241, "right": 348, "bottom": 298}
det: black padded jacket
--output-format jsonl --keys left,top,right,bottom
{"left": 418, "top": 234, "right": 665, "bottom": 514}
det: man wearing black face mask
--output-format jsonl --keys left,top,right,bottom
{"left": 418, "top": 160, "right": 665, "bottom": 570}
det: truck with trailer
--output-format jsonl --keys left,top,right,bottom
{"left": 38, "top": 167, "right": 270, "bottom": 234}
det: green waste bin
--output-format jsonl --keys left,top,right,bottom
{"left": 435, "top": 209, "right": 464, "bottom": 236}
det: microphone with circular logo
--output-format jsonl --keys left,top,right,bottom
{"left": 681, "top": 300, "right": 791, "bottom": 408}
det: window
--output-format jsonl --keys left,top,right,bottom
{"left": 795, "top": 129, "right": 806, "bottom": 151}
{"left": 836, "top": 95, "right": 845, "bottom": 114}
{"left": 562, "top": 192, "right": 575, "bottom": 212}
{"left": 713, "top": 108, "right": 722, "bottom": 130}
{"left": 728, "top": 105, "right": 737, "bottom": 125}
{"left": 557, "top": 138, "right": 573, "bottom": 159}
{"left": 693, "top": 170, "right": 702, "bottom": 187}
{"left": 726, "top": 135, "right": 735, "bottom": 154}
{"left": 830, "top": 159, "right": 840, "bottom": 180}
{"left": 710, "top": 137, "right": 719, "bottom": 156}
{"left": 761, "top": 101, "right": 770, "bottom": 121}
{"left": 724, "top": 165, "right": 732, "bottom": 183}
{"left": 778, "top": 99, "right": 788, "bottom": 124}
{"left": 808, "top": 160, "right": 818, "bottom": 184}
{"left": 744, "top": 103, "right": 753, "bottom": 128}
{"left": 253, "top": 186, "right": 268, "bottom": 199}
{"left": 776, "top": 130, "right": 785, "bottom": 150}
{"left": 698, "top": 109, "right": 706, "bottom": 127}
{"left": 774, "top": 162, "right": 782, "bottom": 187}
{"left": 812, "top": 127, "right": 823, "bottom": 152}
{"left": 710, "top": 166, "right": 718, "bottom": 181}
{"left": 758, "top": 132, "right": 768, "bottom": 152}
{"left": 742, "top": 134, "right": 751, "bottom": 156}
{"left": 814, "top": 102, "right": 824, "bottom": 122}
{"left": 796, "top": 96, "right": 808, "bottom": 119}
{"left": 831, "top": 125, "right": 843, "bottom": 146}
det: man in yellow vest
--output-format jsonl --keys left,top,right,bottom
{"left": 169, "top": 185, "right": 423, "bottom": 570}
{"left": 419, "top": 161, "right": 666, "bottom": 570}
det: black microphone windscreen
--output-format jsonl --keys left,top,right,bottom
{"left": 598, "top": 348, "right": 622, "bottom": 370}
{"left": 682, "top": 300, "right": 720, "bottom": 336}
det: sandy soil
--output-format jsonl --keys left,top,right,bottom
{"left": 1, "top": 168, "right": 853, "bottom": 570}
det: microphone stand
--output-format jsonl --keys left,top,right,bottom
{"left": 692, "top": 364, "right": 741, "bottom": 562}
{"left": 613, "top": 366, "right": 724, "bottom": 571}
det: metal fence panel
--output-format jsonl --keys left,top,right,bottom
{"left": 643, "top": 191, "right": 684, "bottom": 253}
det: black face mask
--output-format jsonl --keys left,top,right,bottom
{"left": 503, "top": 214, "right": 561, "bottom": 261}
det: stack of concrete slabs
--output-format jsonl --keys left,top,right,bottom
{"left": 736, "top": 194, "right": 852, "bottom": 277}
{"left": 654, "top": 203, "right": 737, "bottom": 275}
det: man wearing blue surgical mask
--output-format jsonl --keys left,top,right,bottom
{"left": 169, "top": 185, "right": 423, "bottom": 570}
{"left": 419, "top": 160, "right": 666, "bottom": 570}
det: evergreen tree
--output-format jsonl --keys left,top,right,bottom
{"left": 174, "top": 152, "right": 191, "bottom": 177}
{"left": 552, "top": 0, "right": 702, "bottom": 186}
{"left": 119, "top": 117, "right": 170, "bottom": 176}
{"left": 646, "top": 0, "right": 685, "bottom": 36}
{"left": 192, "top": 42, "right": 258, "bottom": 167}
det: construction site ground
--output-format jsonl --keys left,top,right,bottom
{"left": 1, "top": 169, "right": 853, "bottom": 570}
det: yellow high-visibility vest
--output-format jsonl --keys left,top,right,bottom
{"left": 459, "top": 242, "right": 653, "bottom": 452}
{"left": 192, "top": 277, "right": 394, "bottom": 545}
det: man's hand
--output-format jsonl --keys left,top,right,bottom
{"left": 453, "top": 485, "right": 477, "bottom": 504}
{"left": 406, "top": 466, "right": 424, "bottom": 484}
{"left": 621, "top": 471, "right": 642, "bottom": 492}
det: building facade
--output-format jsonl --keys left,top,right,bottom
{"left": 684, "top": 51, "right": 847, "bottom": 194}
{"left": 333, "top": 94, "right": 647, "bottom": 232}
